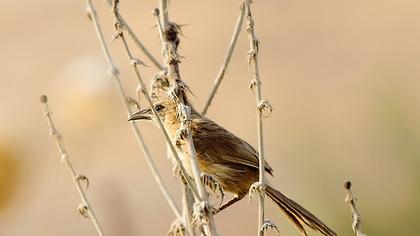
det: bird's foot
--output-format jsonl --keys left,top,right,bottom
{"left": 248, "top": 181, "right": 267, "bottom": 202}
{"left": 200, "top": 173, "right": 225, "bottom": 209}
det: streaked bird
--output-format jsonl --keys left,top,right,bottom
{"left": 129, "top": 99, "right": 336, "bottom": 236}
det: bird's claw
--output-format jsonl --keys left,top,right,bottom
{"left": 248, "top": 181, "right": 266, "bottom": 202}
{"left": 200, "top": 173, "right": 225, "bottom": 209}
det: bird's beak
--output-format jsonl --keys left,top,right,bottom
{"left": 128, "top": 108, "right": 152, "bottom": 121}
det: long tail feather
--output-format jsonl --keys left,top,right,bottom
{"left": 266, "top": 185, "right": 337, "bottom": 236}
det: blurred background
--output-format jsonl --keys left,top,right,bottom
{"left": 1, "top": 0, "right": 419, "bottom": 235}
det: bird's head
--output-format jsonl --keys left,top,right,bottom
{"left": 128, "top": 99, "right": 177, "bottom": 123}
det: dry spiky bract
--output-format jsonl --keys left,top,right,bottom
{"left": 41, "top": 96, "right": 105, "bottom": 236}
{"left": 344, "top": 181, "right": 367, "bottom": 236}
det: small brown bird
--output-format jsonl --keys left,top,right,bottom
{"left": 129, "top": 99, "right": 336, "bottom": 236}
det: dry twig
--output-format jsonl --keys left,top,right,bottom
{"left": 84, "top": 0, "right": 181, "bottom": 219}
{"left": 202, "top": 3, "right": 246, "bottom": 115}
{"left": 40, "top": 95, "right": 105, "bottom": 236}
{"left": 159, "top": 0, "right": 169, "bottom": 28}
{"left": 153, "top": 2, "right": 219, "bottom": 235}
{"left": 244, "top": 1, "right": 274, "bottom": 235}
{"left": 102, "top": 0, "right": 163, "bottom": 69}
{"left": 109, "top": 0, "right": 200, "bottom": 201}
{"left": 344, "top": 181, "right": 367, "bottom": 236}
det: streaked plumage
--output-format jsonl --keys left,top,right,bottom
{"left": 129, "top": 100, "right": 337, "bottom": 236}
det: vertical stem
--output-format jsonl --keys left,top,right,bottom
{"left": 159, "top": 0, "right": 169, "bottom": 28}
{"left": 153, "top": 2, "right": 219, "bottom": 235}
{"left": 245, "top": 1, "right": 267, "bottom": 235}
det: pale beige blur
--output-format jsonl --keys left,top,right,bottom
{"left": 0, "top": 0, "right": 419, "bottom": 235}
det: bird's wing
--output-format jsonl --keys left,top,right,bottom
{"left": 191, "top": 116, "right": 273, "bottom": 175}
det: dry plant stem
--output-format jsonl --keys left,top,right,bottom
{"left": 202, "top": 4, "right": 245, "bottom": 115}
{"left": 154, "top": 6, "right": 219, "bottom": 236}
{"left": 159, "top": 0, "right": 169, "bottom": 28}
{"left": 85, "top": 0, "right": 181, "bottom": 219}
{"left": 245, "top": 1, "right": 267, "bottom": 235}
{"left": 123, "top": 16, "right": 163, "bottom": 69}
{"left": 41, "top": 97, "right": 105, "bottom": 236}
{"left": 182, "top": 182, "right": 196, "bottom": 235}
{"left": 102, "top": 0, "right": 163, "bottom": 69}
{"left": 111, "top": 1, "right": 200, "bottom": 200}
{"left": 345, "top": 181, "right": 367, "bottom": 236}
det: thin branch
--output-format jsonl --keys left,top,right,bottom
{"left": 110, "top": 0, "right": 200, "bottom": 200}
{"left": 153, "top": 4, "right": 219, "bottom": 235}
{"left": 102, "top": 0, "right": 163, "bottom": 69}
{"left": 344, "top": 181, "right": 367, "bottom": 236}
{"left": 182, "top": 181, "right": 196, "bottom": 235}
{"left": 159, "top": 0, "right": 169, "bottom": 29}
{"left": 123, "top": 16, "right": 164, "bottom": 70}
{"left": 85, "top": 0, "right": 181, "bottom": 219}
{"left": 202, "top": 3, "right": 245, "bottom": 115}
{"left": 245, "top": 1, "right": 273, "bottom": 235}
{"left": 40, "top": 95, "right": 105, "bottom": 236}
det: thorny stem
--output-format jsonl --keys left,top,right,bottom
{"left": 102, "top": 0, "right": 163, "bottom": 69}
{"left": 154, "top": 3, "right": 219, "bottom": 236}
{"left": 40, "top": 96, "right": 105, "bottom": 236}
{"left": 245, "top": 1, "right": 270, "bottom": 235}
{"left": 202, "top": 3, "right": 245, "bottom": 115}
{"left": 110, "top": 0, "right": 200, "bottom": 200}
{"left": 344, "top": 181, "right": 367, "bottom": 236}
{"left": 85, "top": 0, "right": 181, "bottom": 219}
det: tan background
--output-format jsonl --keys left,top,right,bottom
{"left": 1, "top": 0, "right": 419, "bottom": 235}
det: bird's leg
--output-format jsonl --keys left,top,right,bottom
{"left": 200, "top": 173, "right": 225, "bottom": 208}
{"left": 215, "top": 194, "right": 244, "bottom": 214}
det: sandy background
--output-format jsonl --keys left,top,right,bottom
{"left": 0, "top": 0, "right": 419, "bottom": 235}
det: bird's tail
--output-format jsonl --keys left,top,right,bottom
{"left": 266, "top": 185, "right": 337, "bottom": 236}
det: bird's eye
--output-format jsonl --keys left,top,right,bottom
{"left": 154, "top": 104, "right": 165, "bottom": 112}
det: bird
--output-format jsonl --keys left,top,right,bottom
{"left": 129, "top": 99, "right": 337, "bottom": 236}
